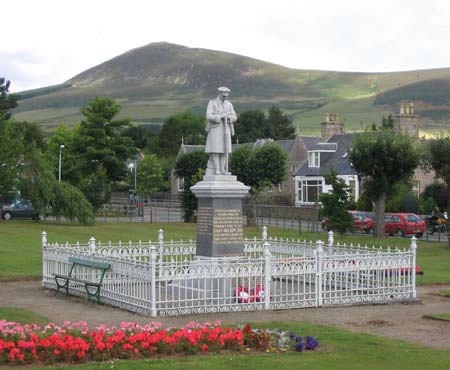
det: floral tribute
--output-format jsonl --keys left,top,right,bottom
{"left": 0, "top": 320, "right": 319, "bottom": 365}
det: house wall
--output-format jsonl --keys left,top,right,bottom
{"left": 294, "top": 174, "right": 359, "bottom": 206}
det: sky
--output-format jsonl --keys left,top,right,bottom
{"left": 2, "top": 0, "right": 450, "bottom": 92}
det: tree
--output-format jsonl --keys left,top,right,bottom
{"left": 234, "top": 110, "right": 268, "bottom": 143}
{"left": 0, "top": 121, "right": 26, "bottom": 197}
{"left": 19, "top": 150, "right": 56, "bottom": 217}
{"left": 319, "top": 170, "right": 354, "bottom": 236}
{"left": 135, "top": 154, "right": 165, "bottom": 197}
{"left": 266, "top": 107, "right": 295, "bottom": 140}
{"left": 174, "top": 151, "right": 208, "bottom": 222}
{"left": 52, "top": 182, "right": 95, "bottom": 225}
{"left": 349, "top": 131, "right": 420, "bottom": 237}
{"left": 426, "top": 135, "right": 450, "bottom": 190}
{"left": 421, "top": 182, "right": 449, "bottom": 211}
{"left": 233, "top": 107, "right": 295, "bottom": 144}
{"left": 122, "top": 125, "right": 156, "bottom": 149}
{"left": 230, "top": 143, "right": 288, "bottom": 225}
{"left": 381, "top": 113, "right": 395, "bottom": 130}
{"left": 157, "top": 111, "right": 205, "bottom": 157}
{"left": 0, "top": 78, "right": 18, "bottom": 123}
{"left": 426, "top": 135, "right": 450, "bottom": 241}
{"left": 64, "top": 97, "right": 136, "bottom": 207}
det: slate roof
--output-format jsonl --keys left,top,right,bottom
{"left": 294, "top": 133, "right": 357, "bottom": 177}
{"left": 300, "top": 136, "right": 322, "bottom": 150}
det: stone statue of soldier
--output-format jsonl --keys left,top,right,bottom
{"left": 205, "top": 87, "right": 237, "bottom": 175}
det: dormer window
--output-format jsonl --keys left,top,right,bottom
{"left": 308, "top": 151, "right": 320, "bottom": 167}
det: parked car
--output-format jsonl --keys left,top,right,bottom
{"left": 1, "top": 199, "right": 40, "bottom": 221}
{"left": 348, "top": 211, "right": 375, "bottom": 234}
{"left": 322, "top": 210, "right": 375, "bottom": 234}
{"left": 384, "top": 213, "right": 425, "bottom": 237}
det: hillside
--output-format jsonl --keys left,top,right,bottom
{"left": 12, "top": 42, "right": 450, "bottom": 134}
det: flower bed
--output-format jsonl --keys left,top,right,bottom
{"left": 0, "top": 320, "right": 319, "bottom": 365}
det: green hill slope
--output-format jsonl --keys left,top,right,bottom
{"left": 12, "top": 42, "right": 450, "bottom": 134}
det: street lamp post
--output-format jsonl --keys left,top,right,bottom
{"left": 134, "top": 159, "right": 137, "bottom": 193}
{"left": 58, "top": 144, "right": 65, "bottom": 182}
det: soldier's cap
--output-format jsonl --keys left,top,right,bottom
{"left": 218, "top": 86, "right": 230, "bottom": 93}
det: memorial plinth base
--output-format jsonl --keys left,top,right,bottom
{"left": 190, "top": 175, "right": 250, "bottom": 257}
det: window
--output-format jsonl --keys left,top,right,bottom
{"left": 412, "top": 180, "right": 420, "bottom": 197}
{"left": 177, "top": 177, "right": 184, "bottom": 192}
{"left": 278, "top": 183, "right": 283, "bottom": 192}
{"left": 308, "top": 152, "right": 320, "bottom": 167}
{"left": 348, "top": 180, "right": 356, "bottom": 200}
{"left": 290, "top": 164, "right": 297, "bottom": 174}
{"left": 299, "top": 179, "right": 323, "bottom": 203}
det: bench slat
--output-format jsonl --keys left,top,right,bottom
{"left": 68, "top": 257, "right": 111, "bottom": 270}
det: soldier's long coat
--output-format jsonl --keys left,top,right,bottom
{"left": 205, "top": 97, "right": 237, "bottom": 154}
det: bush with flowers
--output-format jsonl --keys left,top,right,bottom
{"left": 0, "top": 320, "right": 319, "bottom": 365}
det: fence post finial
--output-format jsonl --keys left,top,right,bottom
{"left": 316, "top": 240, "right": 324, "bottom": 307}
{"left": 149, "top": 245, "right": 157, "bottom": 317}
{"left": 41, "top": 231, "right": 47, "bottom": 248}
{"left": 89, "top": 237, "right": 96, "bottom": 254}
{"left": 327, "top": 230, "right": 334, "bottom": 254}
{"left": 263, "top": 239, "right": 271, "bottom": 310}
{"left": 158, "top": 229, "right": 164, "bottom": 244}
{"left": 410, "top": 236, "right": 417, "bottom": 252}
{"left": 410, "top": 236, "right": 417, "bottom": 299}
{"left": 262, "top": 226, "right": 267, "bottom": 241}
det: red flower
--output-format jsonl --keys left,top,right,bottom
{"left": 201, "top": 344, "right": 208, "bottom": 352}
{"left": 244, "top": 324, "right": 252, "bottom": 334}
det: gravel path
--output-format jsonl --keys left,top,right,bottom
{"left": 1, "top": 281, "right": 449, "bottom": 349}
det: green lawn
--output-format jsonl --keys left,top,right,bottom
{"left": 1, "top": 222, "right": 450, "bottom": 369}
{"left": 425, "top": 313, "right": 450, "bottom": 322}
{"left": 438, "top": 290, "right": 450, "bottom": 298}
{"left": 0, "top": 220, "right": 448, "bottom": 283}
{"left": 0, "top": 307, "right": 49, "bottom": 326}
{"left": 0, "top": 320, "right": 447, "bottom": 370}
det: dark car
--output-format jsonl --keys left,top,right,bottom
{"left": 1, "top": 199, "right": 39, "bottom": 221}
{"left": 384, "top": 213, "right": 425, "bottom": 237}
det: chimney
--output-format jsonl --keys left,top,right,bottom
{"left": 321, "top": 113, "right": 344, "bottom": 141}
{"left": 395, "top": 101, "right": 418, "bottom": 138}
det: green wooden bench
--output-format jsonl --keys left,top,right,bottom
{"left": 53, "top": 257, "right": 111, "bottom": 303}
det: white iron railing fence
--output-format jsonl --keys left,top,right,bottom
{"left": 41, "top": 229, "right": 417, "bottom": 317}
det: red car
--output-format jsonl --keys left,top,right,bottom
{"left": 349, "top": 211, "right": 375, "bottom": 234}
{"left": 322, "top": 211, "right": 375, "bottom": 234}
{"left": 384, "top": 213, "right": 425, "bottom": 237}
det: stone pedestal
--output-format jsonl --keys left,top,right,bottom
{"left": 190, "top": 175, "right": 250, "bottom": 257}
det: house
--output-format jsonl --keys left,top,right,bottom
{"left": 293, "top": 133, "right": 359, "bottom": 206}
{"left": 293, "top": 103, "right": 436, "bottom": 207}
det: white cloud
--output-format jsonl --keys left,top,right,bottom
{"left": 3, "top": 0, "right": 450, "bottom": 92}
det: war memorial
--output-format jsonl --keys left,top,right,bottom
{"left": 41, "top": 88, "right": 418, "bottom": 317}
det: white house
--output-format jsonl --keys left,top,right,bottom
{"left": 294, "top": 133, "right": 360, "bottom": 206}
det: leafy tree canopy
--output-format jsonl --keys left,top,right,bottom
{"left": 426, "top": 135, "right": 450, "bottom": 188}
{"left": 135, "top": 154, "right": 165, "bottom": 196}
{"left": 69, "top": 97, "right": 136, "bottom": 183}
{"left": 349, "top": 131, "right": 420, "bottom": 237}
{"left": 0, "top": 78, "right": 18, "bottom": 122}
{"left": 234, "top": 107, "right": 295, "bottom": 144}
{"left": 157, "top": 111, "right": 205, "bottom": 157}
{"left": 230, "top": 143, "right": 288, "bottom": 193}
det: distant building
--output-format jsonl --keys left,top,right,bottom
{"left": 293, "top": 134, "right": 359, "bottom": 206}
